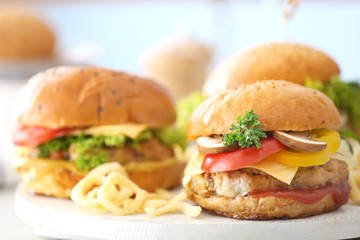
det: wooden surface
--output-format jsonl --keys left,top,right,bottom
{"left": 15, "top": 183, "right": 360, "bottom": 240}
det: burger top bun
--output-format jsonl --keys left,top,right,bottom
{"left": 187, "top": 80, "right": 340, "bottom": 140}
{"left": 13, "top": 66, "right": 176, "bottom": 128}
{"left": 0, "top": 6, "right": 55, "bottom": 59}
{"left": 203, "top": 43, "right": 340, "bottom": 97}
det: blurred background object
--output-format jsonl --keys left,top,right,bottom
{"left": 0, "top": 6, "right": 55, "bottom": 59}
{"left": 0, "top": 0, "right": 358, "bottom": 238}
{"left": 0, "top": 3, "right": 100, "bottom": 78}
{"left": 142, "top": 36, "right": 212, "bottom": 101}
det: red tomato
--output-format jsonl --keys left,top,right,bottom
{"left": 13, "top": 125, "right": 73, "bottom": 147}
{"left": 249, "top": 181, "right": 350, "bottom": 205}
{"left": 201, "top": 137, "right": 285, "bottom": 172}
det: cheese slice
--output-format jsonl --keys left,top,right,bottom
{"left": 13, "top": 156, "right": 180, "bottom": 176}
{"left": 70, "top": 124, "right": 148, "bottom": 139}
{"left": 249, "top": 158, "right": 299, "bottom": 184}
{"left": 183, "top": 152, "right": 299, "bottom": 186}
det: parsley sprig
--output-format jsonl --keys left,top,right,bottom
{"left": 222, "top": 110, "right": 267, "bottom": 148}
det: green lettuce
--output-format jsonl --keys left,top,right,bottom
{"left": 160, "top": 91, "right": 205, "bottom": 150}
{"left": 154, "top": 127, "right": 187, "bottom": 151}
{"left": 37, "top": 134, "right": 129, "bottom": 171}
{"left": 74, "top": 135, "right": 109, "bottom": 171}
{"left": 37, "top": 136, "right": 74, "bottom": 158}
{"left": 176, "top": 92, "right": 206, "bottom": 130}
{"left": 339, "top": 129, "right": 360, "bottom": 143}
{"left": 305, "top": 76, "right": 360, "bottom": 131}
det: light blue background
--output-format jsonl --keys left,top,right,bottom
{"left": 25, "top": 0, "right": 360, "bottom": 79}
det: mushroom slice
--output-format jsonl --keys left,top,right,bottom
{"left": 196, "top": 136, "right": 239, "bottom": 154}
{"left": 272, "top": 130, "right": 327, "bottom": 152}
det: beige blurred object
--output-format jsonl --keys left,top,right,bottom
{"left": 142, "top": 37, "right": 212, "bottom": 101}
{"left": 0, "top": 6, "right": 55, "bottom": 60}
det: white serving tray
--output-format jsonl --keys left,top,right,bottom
{"left": 15, "top": 183, "right": 360, "bottom": 240}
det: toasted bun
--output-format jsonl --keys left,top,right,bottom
{"left": 188, "top": 191, "right": 342, "bottom": 219}
{"left": 15, "top": 159, "right": 186, "bottom": 198}
{"left": 203, "top": 43, "right": 340, "bottom": 96}
{"left": 0, "top": 7, "right": 55, "bottom": 59}
{"left": 127, "top": 161, "right": 186, "bottom": 192}
{"left": 187, "top": 80, "right": 340, "bottom": 140}
{"left": 13, "top": 66, "right": 176, "bottom": 128}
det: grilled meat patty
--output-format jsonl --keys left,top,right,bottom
{"left": 189, "top": 159, "right": 348, "bottom": 198}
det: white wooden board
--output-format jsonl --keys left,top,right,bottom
{"left": 15, "top": 183, "right": 360, "bottom": 240}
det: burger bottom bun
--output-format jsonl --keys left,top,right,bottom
{"left": 128, "top": 161, "right": 186, "bottom": 192}
{"left": 18, "top": 165, "right": 82, "bottom": 198}
{"left": 187, "top": 189, "right": 344, "bottom": 219}
{"left": 16, "top": 160, "right": 186, "bottom": 198}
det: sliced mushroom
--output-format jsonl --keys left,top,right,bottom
{"left": 272, "top": 130, "right": 327, "bottom": 152}
{"left": 196, "top": 136, "right": 239, "bottom": 154}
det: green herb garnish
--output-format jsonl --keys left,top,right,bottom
{"left": 222, "top": 110, "right": 267, "bottom": 148}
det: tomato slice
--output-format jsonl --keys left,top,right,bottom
{"left": 13, "top": 125, "right": 74, "bottom": 147}
{"left": 201, "top": 137, "right": 285, "bottom": 172}
{"left": 249, "top": 181, "right": 350, "bottom": 205}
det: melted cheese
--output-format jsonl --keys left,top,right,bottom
{"left": 13, "top": 153, "right": 179, "bottom": 177}
{"left": 70, "top": 124, "right": 148, "bottom": 139}
{"left": 13, "top": 157, "right": 89, "bottom": 176}
{"left": 183, "top": 152, "right": 299, "bottom": 186}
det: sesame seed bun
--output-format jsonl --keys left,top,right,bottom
{"left": 187, "top": 80, "right": 340, "bottom": 140}
{"left": 13, "top": 66, "right": 176, "bottom": 128}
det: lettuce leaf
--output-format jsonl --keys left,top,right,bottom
{"left": 37, "top": 136, "right": 74, "bottom": 158}
{"left": 305, "top": 76, "right": 360, "bottom": 131}
{"left": 176, "top": 92, "right": 206, "bottom": 131}
{"left": 154, "top": 127, "right": 188, "bottom": 151}
{"left": 74, "top": 135, "right": 109, "bottom": 171}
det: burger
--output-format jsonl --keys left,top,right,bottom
{"left": 12, "top": 66, "right": 186, "bottom": 198}
{"left": 184, "top": 80, "right": 351, "bottom": 219}
{"left": 0, "top": 6, "right": 55, "bottom": 59}
{"left": 202, "top": 42, "right": 360, "bottom": 139}
{"left": 203, "top": 43, "right": 339, "bottom": 96}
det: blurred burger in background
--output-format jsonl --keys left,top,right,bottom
{"left": 203, "top": 42, "right": 360, "bottom": 139}
{"left": 142, "top": 36, "right": 212, "bottom": 101}
{"left": 202, "top": 42, "right": 360, "bottom": 204}
{"left": 12, "top": 66, "right": 187, "bottom": 198}
{"left": 0, "top": 5, "right": 55, "bottom": 60}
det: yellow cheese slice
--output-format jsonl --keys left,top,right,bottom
{"left": 70, "top": 124, "right": 148, "bottom": 139}
{"left": 183, "top": 152, "right": 299, "bottom": 186}
{"left": 249, "top": 159, "right": 299, "bottom": 185}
